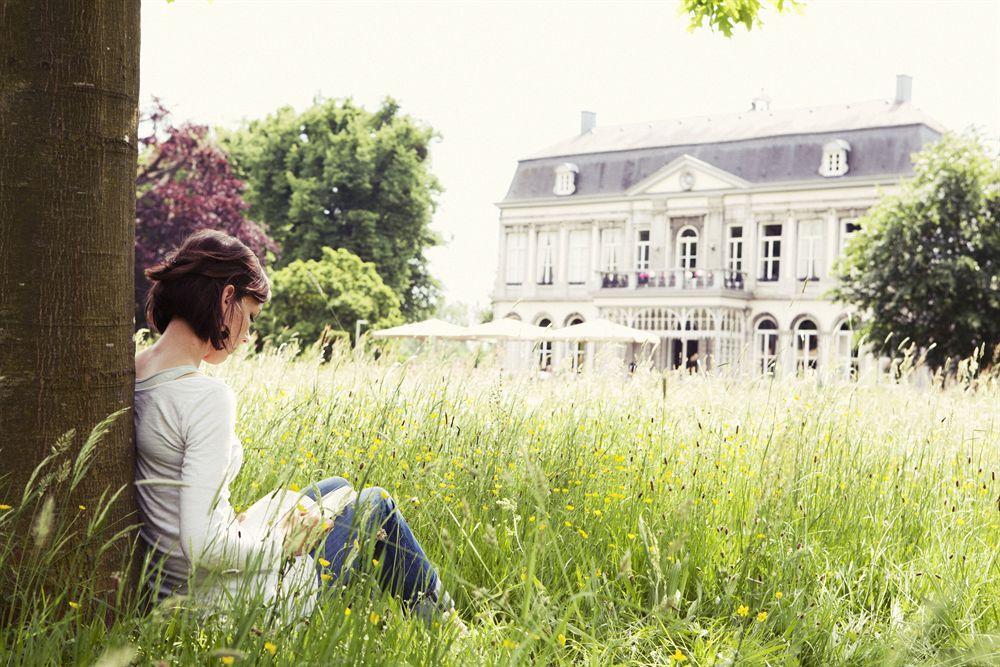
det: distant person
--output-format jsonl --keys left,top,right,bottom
{"left": 133, "top": 230, "right": 460, "bottom": 627}
{"left": 686, "top": 351, "right": 700, "bottom": 373}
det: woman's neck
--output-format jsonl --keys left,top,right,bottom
{"left": 140, "top": 318, "right": 211, "bottom": 370}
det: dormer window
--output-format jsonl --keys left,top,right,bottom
{"left": 819, "top": 140, "right": 850, "bottom": 177}
{"left": 553, "top": 163, "right": 579, "bottom": 196}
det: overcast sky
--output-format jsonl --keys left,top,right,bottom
{"left": 140, "top": 0, "right": 1000, "bottom": 312}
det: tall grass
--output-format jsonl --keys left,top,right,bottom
{"left": 1, "top": 341, "right": 997, "bottom": 665}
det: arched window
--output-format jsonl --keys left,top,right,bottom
{"left": 565, "top": 315, "right": 585, "bottom": 371}
{"left": 794, "top": 318, "right": 819, "bottom": 374}
{"left": 834, "top": 319, "right": 859, "bottom": 379}
{"left": 754, "top": 317, "right": 779, "bottom": 375}
{"left": 676, "top": 226, "right": 698, "bottom": 270}
{"left": 536, "top": 317, "right": 553, "bottom": 370}
{"left": 553, "top": 163, "right": 579, "bottom": 196}
{"left": 819, "top": 140, "right": 850, "bottom": 177}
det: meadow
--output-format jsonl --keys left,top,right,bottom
{"left": 2, "top": 341, "right": 998, "bottom": 666}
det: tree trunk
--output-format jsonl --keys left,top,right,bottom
{"left": 0, "top": 0, "right": 141, "bottom": 606}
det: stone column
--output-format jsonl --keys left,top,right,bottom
{"left": 825, "top": 208, "right": 839, "bottom": 278}
{"left": 497, "top": 223, "right": 508, "bottom": 293}
{"left": 590, "top": 222, "right": 601, "bottom": 288}
{"left": 526, "top": 223, "right": 538, "bottom": 295}
{"left": 557, "top": 222, "right": 569, "bottom": 286}
{"left": 744, "top": 213, "right": 758, "bottom": 290}
{"left": 783, "top": 211, "right": 797, "bottom": 289}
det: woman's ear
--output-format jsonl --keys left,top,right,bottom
{"left": 222, "top": 283, "right": 236, "bottom": 305}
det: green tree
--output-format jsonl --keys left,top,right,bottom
{"left": 221, "top": 97, "right": 442, "bottom": 320}
{"left": 832, "top": 133, "right": 1000, "bottom": 370}
{"left": 257, "top": 246, "right": 403, "bottom": 351}
{"left": 681, "top": 0, "right": 801, "bottom": 37}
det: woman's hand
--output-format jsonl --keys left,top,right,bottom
{"left": 282, "top": 508, "right": 329, "bottom": 558}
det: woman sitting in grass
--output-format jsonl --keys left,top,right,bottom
{"left": 133, "top": 229, "right": 458, "bottom": 624}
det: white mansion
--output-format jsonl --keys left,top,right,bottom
{"left": 491, "top": 76, "right": 945, "bottom": 376}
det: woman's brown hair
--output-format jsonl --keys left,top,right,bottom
{"left": 144, "top": 230, "right": 270, "bottom": 350}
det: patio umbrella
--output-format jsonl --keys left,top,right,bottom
{"left": 465, "top": 318, "right": 552, "bottom": 341}
{"left": 541, "top": 318, "right": 659, "bottom": 346}
{"left": 370, "top": 318, "right": 471, "bottom": 340}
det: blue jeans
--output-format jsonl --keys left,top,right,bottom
{"left": 302, "top": 476, "right": 450, "bottom": 613}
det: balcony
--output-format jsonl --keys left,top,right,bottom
{"left": 599, "top": 268, "right": 747, "bottom": 291}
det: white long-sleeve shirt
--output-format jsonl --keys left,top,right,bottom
{"left": 134, "top": 365, "right": 316, "bottom": 615}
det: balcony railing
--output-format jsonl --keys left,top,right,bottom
{"left": 599, "top": 268, "right": 747, "bottom": 291}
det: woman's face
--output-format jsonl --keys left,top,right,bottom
{"left": 203, "top": 285, "right": 263, "bottom": 364}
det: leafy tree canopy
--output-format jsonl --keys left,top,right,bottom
{"left": 832, "top": 133, "right": 1000, "bottom": 369}
{"left": 256, "top": 246, "right": 403, "bottom": 351}
{"left": 221, "top": 97, "right": 443, "bottom": 321}
{"left": 135, "top": 100, "right": 278, "bottom": 328}
{"left": 681, "top": 0, "right": 802, "bottom": 37}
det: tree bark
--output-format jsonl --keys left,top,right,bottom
{"left": 0, "top": 0, "right": 141, "bottom": 605}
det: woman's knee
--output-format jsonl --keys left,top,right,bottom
{"left": 357, "top": 486, "right": 394, "bottom": 516}
{"left": 303, "top": 475, "right": 352, "bottom": 500}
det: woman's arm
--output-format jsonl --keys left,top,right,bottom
{"left": 178, "top": 381, "right": 285, "bottom": 574}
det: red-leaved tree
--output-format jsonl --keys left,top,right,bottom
{"left": 135, "top": 100, "right": 278, "bottom": 328}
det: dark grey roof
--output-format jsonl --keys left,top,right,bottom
{"left": 503, "top": 101, "right": 945, "bottom": 202}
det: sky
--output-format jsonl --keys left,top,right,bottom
{"left": 140, "top": 0, "right": 1000, "bottom": 313}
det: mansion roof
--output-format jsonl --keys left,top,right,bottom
{"left": 503, "top": 100, "right": 945, "bottom": 202}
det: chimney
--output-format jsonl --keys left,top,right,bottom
{"left": 581, "top": 110, "right": 596, "bottom": 134}
{"left": 894, "top": 74, "right": 912, "bottom": 104}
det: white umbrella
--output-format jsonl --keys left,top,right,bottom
{"left": 542, "top": 318, "right": 659, "bottom": 346}
{"left": 370, "top": 318, "right": 471, "bottom": 340}
{"left": 466, "top": 318, "right": 552, "bottom": 341}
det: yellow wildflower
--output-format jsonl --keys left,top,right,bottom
{"left": 68, "top": 601, "right": 79, "bottom": 609}
{"left": 318, "top": 557, "right": 331, "bottom": 567}
{"left": 775, "top": 591, "right": 783, "bottom": 600}
{"left": 344, "top": 607, "right": 351, "bottom": 617}
{"left": 756, "top": 611, "right": 768, "bottom": 622}
{"left": 737, "top": 604, "right": 749, "bottom": 617}
{"left": 671, "top": 648, "right": 687, "bottom": 662}
{"left": 0, "top": 504, "right": 11, "bottom": 511}
{"left": 221, "top": 658, "right": 235, "bottom": 666}
{"left": 263, "top": 642, "right": 277, "bottom": 656}
{"left": 557, "top": 633, "right": 566, "bottom": 646}
{"left": 370, "top": 611, "right": 381, "bottom": 624}
{"left": 320, "top": 573, "right": 332, "bottom": 582}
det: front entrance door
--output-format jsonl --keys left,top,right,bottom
{"left": 671, "top": 339, "right": 699, "bottom": 370}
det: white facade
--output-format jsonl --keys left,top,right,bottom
{"left": 492, "top": 91, "right": 944, "bottom": 377}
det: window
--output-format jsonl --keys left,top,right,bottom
{"left": 635, "top": 229, "right": 651, "bottom": 271}
{"left": 794, "top": 319, "right": 819, "bottom": 374}
{"left": 677, "top": 226, "right": 698, "bottom": 269}
{"left": 754, "top": 317, "right": 779, "bottom": 375}
{"left": 536, "top": 318, "right": 553, "bottom": 369}
{"left": 536, "top": 231, "right": 555, "bottom": 285}
{"left": 600, "top": 228, "right": 623, "bottom": 272}
{"left": 568, "top": 230, "right": 589, "bottom": 284}
{"left": 819, "top": 140, "right": 850, "bottom": 177}
{"left": 505, "top": 231, "right": 526, "bottom": 284}
{"left": 553, "top": 163, "right": 579, "bottom": 196}
{"left": 726, "top": 225, "right": 744, "bottom": 274}
{"left": 840, "top": 218, "right": 861, "bottom": 254}
{"left": 834, "top": 319, "right": 859, "bottom": 378}
{"left": 759, "top": 223, "right": 782, "bottom": 281}
{"left": 796, "top": 219, "right": 823, "bottom": 280}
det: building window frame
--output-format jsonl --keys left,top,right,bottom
{"left": 676, "top": 225, "right": 699, "bottom": 270}
{"left": 759, "top": 223, "right": 782, "bottom": 281}
{"left": 754, "top": 316, "right": 779, "bottom": 375}
{"left": 796, "top": 219, "right": 823, "bottom": 281}
{"left": 536, "top": 230, "right": 556, "bottom": 285}
{"left": 567, "top": 229, "right": 589, "bottom": 285}
{"left": 635, "top": 228, "right": 651, "bottom": 271}
{"left": 794, "top": 318, "right": 820, "bottom": 375}
{"left": 726, "top": 224, "right": 744, "bottom": 274}
{"left": 505, "top": 230, "right": 527, "bottom": 285}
